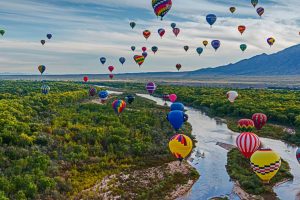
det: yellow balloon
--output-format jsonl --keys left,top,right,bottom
{"left": 250, "top": 148, "right": 281, "bottom": 183}
{"left": 169, "top": 134, "right": 193, "bottom": 161}
{"left": 203, "top": 40, "right": 208, "bottom": 47}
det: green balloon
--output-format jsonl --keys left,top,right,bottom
{"left": 0, "top": 30, "right": 5, "bottom": 36}
{"left": 240, "top": 44, "right": 247, "bottom": 52}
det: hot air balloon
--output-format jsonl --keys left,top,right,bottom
{"left": 99, "top": 90, "right": 109, "bottom": 103}
{"left": 131, "top": 46, "right": 136, "bottom": 52}
{"left": 296, "top": 148, "right": 300, "bottom": 164}
{"left": 211, "top": 40, "right": 221, "bottom": 51}
{"left": 146, "top": 82, "right": 156, "bottom": 95}
{"left": 41, "top": 40, "right": 46, "bottom": 45}
{"left": 169, "top": 134, "right": 193, "bottom": 161}
{"left": 256, "top": 7, "right": 264, "bottom": 17}
{"left": 171, "top": 23, "right": 176, "bottom": 29}
{"left": 184, "top": 46, "right": 189, "bottom": 52}
{"left": 173, "top": 28, "right": 180, "bottom": 37}
{"left": 152, "top": 0, "right": 172, "bottom": 20}
{"left": 109, "top": 74, "right": 114, "bottom": 79}
{"left": 229, "top": 7, "right": 236, "bottom": 13}
{"left": 203, "top": 40, "right": 208, "bottom": 47}
{"left": 238, "top": 119, "right": 255, "bottom": 132}
{"left": 41, "top": 85, "right": 50, "bottom": 95}
{"left": 171, "top": 102, "right": 184, "bottom": 112}
{"left": 251, "top": 0, "right": 258, "bottom": 8}
{"left": 236, "top": 132, "right": 261, "bottom": 158}
{"left": 226, "top": 91, "right": 238, "bottom": 103}
{"left": 125, "top": 95, "right": 135, "bottom": 104}
{"left": 176, "top": 64, "right": 182, "bottom": 71}
{"left": 47, "top": 34, "right": 52, "bottom": 39}
{"left": 83, "top": 76, "right": 88, "bottom": 82}
{"left": 130, "top": 22, "right": 136, "bottom": 29}
{"left": 267, "top": 37, "right": 275, "bottom": 47}
{"left": 240, "top": 44, "right": 247, "bottom": 52}
{"left": 89, "top": 87, "right": 97, "bottom": 97}
{"left": 38, "top": 65, "right": 46, "bottom": 74}
{"left": 238, "top": 25, "right": 246, "bottom": 35}
{"left": 158, "top": 28, "right": 165, "bottom": 38}
{"left": 196, "top": 47, "right": 204, "bottom": 56}
{"left": 206, "top": 14, "right": 217, "bottom": 28}
{"left": 0, "top": 30, "right": 5, "bottom": 36}
{"left": 119, "top": 57, "right": 126, "bottom": 65}
{"left": 112, "top": 99, "right": 126, "bottom": 115}
{"left": 252, "top": 113, "right": 267, "bottom": 130}
{"left": 108, "top": 66, "right": 114, "bottom": 73}
{"left": 167, "top": 110, "right": 188, "bottom": 131}
{"left": 169, "top": 94, "right": 177, "bottom": 103}
{"left": 143, "top": 30, "right": 151, "bottom": 40}
{"left": 142, "top": 52, "right": 148, "bottom": 59}
{"left": 163, "top": 94, "right": 170, "bottom": 102}
{"left": 133, "top": 55, "right": 145, "bottom": 67}
{"left": 152, "top": 46, "right": 158, "bottom": 54}
{"left": 100, "top": 57, "right": 106, "bottom": 65}
{"left": 142, "top": 47, "right": 147, "bottom": 52}
{"left": 250, "top": 148, "right": 281, "bottom": 183}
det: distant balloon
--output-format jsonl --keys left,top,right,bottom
{"left": 109, "top": 74, "right": 114, "bottom": 79}
{"left": 151, "top": 46, "right": 158, "bottom": 54}
{"left": 169, "top": 134, "right": 193, "bottom": 161}
{"left": 0, "top": 30, "right": 5, "bottom": 36}
{"left": 296, "top": 148, "right": 300, "bottom": 164}
{"left": 119, "top": 57, "right": 126, "bottom": 65}
{"left": 131, "top": 46, "right": 136, "bottom": 52}
{"left": 267, "top": 37, "right": 275, "bottom": 47}
{"left": 176, "top": 64, "right": 182, "bottom": 71}
{"left": 142, "top": 52, "right": 148, "bottom": 58}
{"left": 211, "top": 40, "right": 221, "bottom": 51}
{"left": 83, "top": 76, "right": 88, "bottom": 82}
{"left": 240, "top": 44, "right": 247, "bottom": 52}
{"left": 158, "top": 28, "right": 166, "bottom": 38}
{"left": 41, "top": 40, "right": 46, "bottom": 45}
{"left": 167, "top": 110, "right": 188, "bottom": 131}
{"left": 143, "top": 30, "right": 151, "bottom": 40}
{"left": 238, "top": 25, "right": 246, "bottom": 35}
{"left": 171, "top": 102, "right": 184, "bottom": 111}
{"left": 169, "top": 94, "right": 177, "bottom": 103}
{"left": 108, "top": 66, "right": 114, "bottom": 73}
{"left": 133, "top": 55, "right": 145, "bottom": 67}
{"left": 236, "top": 132, "right": 261, "bottom": 158}
{"left": 146, "top": 82, "right": 156, "bottom": 95}
{"left": 173, "top": 28, "right": 180, "bottom": 37}
{"left": 206, "top": 14, "right": 217, "bottom": 27}
{"left": 41, "top": 85, "right": 50, "bottom": 95}
{"left": 112, "top": 99, "right": 126, "bottom": 115}
{"left": 47, "top": 34, "right": 52, "bottom": 39}
{"left": 142, "top": 47, "right": 147, "bottom": 52}
{"left": 256, "top": 7, "right": 264, "bottom": 17}
{"left": 238, "top": 119, "right": 255, "bottom": 132}
{"left": 184, "top": 46, "right": 189, "bottom": 52}
{"left": 196, "top": 47, "right": 204, "bottom": 56}
{"left": 252, "top": 113, "right": 267, "bottom": 130}
{"left": 152, "top": 0, "right": 172, "bottom": 20}
{"left": 251, "top": 0, "right": 258, "bottom": 8}
{"left": 99, "top": 90, "right": 109, "bottom": 103}
{"left": 125, "top": 95, "right": 135, "bottom": 104}
{"left": 226, "top": 91, "right": 238, "bottom": 103}
{"left": 38, "top": 65, "right": 46, "bottom": 74}
{"left": 229, "top": 7, "right": 236, "bottom": 13}
{"left": 203, "top": 40, "right": 208, "bottom": 47}
{"left": 130, "top": 22, "right": 136, "bottom": 29}
{"left": 89, "top": 87, "right": 97, "bottom": 97}
{"left": 163, "top": 94, "right": 170, "bottom": 102}
{"left": 171, "top": 23, "right": 176, "bottom": 29}
{"left": 100, "top": 57, "right": 106, "bottom": 65}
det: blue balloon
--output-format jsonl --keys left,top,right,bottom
{"left": 47, "top": 34, "right": 52, "bottom": 39}
{"left": 167, "top": 110, "right": 188, "bottom": 131}
{"left": 171, "top": 23, "right": 176, "bottom": 29}
{"left": 131, "top": 46, "right": 136, "bottom": 51}
{"left": 196, "top": 47, "right": 204, "bottom": 56}
{"left": 142, "top": 51, "right": 148, "bottom": 58}
{"left": 170, "top": 103, "right": 184, "bottom": 112}
{"left": 211, "top": 40, "right": 221, "bottom": 51}
{"left": 100, "top": 57, "right": 106, "bottom": 65}
{"left": 99, "top": 90, "right": 109, "bottom": 100}
{"left": 119, "top": 57, "right": 126, "bottom": 65}
{"left": 206, "top": 14, "right": 217, "bottom": 27}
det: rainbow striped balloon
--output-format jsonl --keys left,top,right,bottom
{"left": 112, "top": 100, "right": 126, "bottom": 115}
{"left": 152, "top": 0, "right": 172, "bottom": 20}
{"left": 133, "top": 55, "right": 145, "bottom": 67}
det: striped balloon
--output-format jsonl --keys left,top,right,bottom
{"left": 236, "top": 132, "right": 261, "bottom": 158}
{"left": 256, "top": 7, "right": 264, "bottom": 17}
{"left": 169, "top": 134, "right": 193, "bottom": 161}
{"left": 133, "top": 55, "right": 145, "bottom": 67}
{"left": 252, "top": 113, "right": 267, "bottom": 130}
{"left": 238, "top": 119, "right": 255, "bottom": 132}
{"left": 296, "top": 148, "right": 300, "bottom": 164}
{"left": 158, "top": 28, "right": 165, "bottom": 38}
{"left": 146, "top": 82, "right": 156, "bottom": 95}
{"left": 152, "top": 0, "right": 172, "bottom": 20}
{"left": 112, "top": 100, "right": 126, "bottom": 115}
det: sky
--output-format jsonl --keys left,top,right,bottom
{"left": 0, "top": 0, "right": 299, "bottom": 74}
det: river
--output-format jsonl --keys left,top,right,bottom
{"left": 137, "top": 93, "right": 300, "bottom": 200}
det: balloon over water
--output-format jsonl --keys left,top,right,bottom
{"left": 152, "top": 0, "right": 172, "bottom": 20}
{"left": 109, "top": 74, "right": 114, "bottom": 79}
{"left": 169, "top": 134, "right": 193, "bottom": 161}
{"left": 236, "top": 132, "right": 261, "bottom": 158}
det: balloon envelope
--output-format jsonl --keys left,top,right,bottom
{"left": 171, "top": 23, "right": 176, "bottom": 29}
{"left": 131, "top": 46, "right": 136, "bottom": 51}
{"left": 238, "top": 25, "right": 246, "bottom": 35}
{"left": 158, "top": 28, "right": 165, "bottom": 38}
{"left": 38, "top": 65, "right": 46, "bottom": 74}
{"left": 169, "top": 134, "right": 193, "bottom": 161}
{"left": 130, "top": 22, "right": 136, "bottom": 29}
{"left": 196, "top": 47, "right": 204, "bottom": 55}
{"left": 184, "top": 46, "right": 189, "bottom": 52}
{"left": 171, "top": 102, "right": 184, "bottom": 111}
{"left": 83, "top": 76, "right": 88, "bottom": 82}
{"left": 167, "top": 110, "right": 188, "bottom": 131}
{"left": 99, "top": 90, "right": 109, "bottom": 101}
{"left": 211, "top": 40, "right": 221, "bottom": 51}
{"left": 146, "top": 82, "right": 156, "bottom": 95}
{"left": 256, "top": 7, "right": 264, "bottom": 17}
{"left": 238, "top": 119, "right": 255, "bottom": 132}
{"left": 267, "top": 37, "right": 275, "bottom": 46}
{"left": 89, "top": 87, "right": 97, "bottom": 97}
{"left": 176, "top": 64, "right": 182, "bottom": 71}
{"left": 206, "top": 14, "right": 217, "bottom": 27}
{"left": 152, "top": 0, "right": 172, "bottom": 20}
{"left": 240, "top": 44, "right": 247, "bottom": 52}
{"left": 169, "top": 94, "right": 177, "bottom": 102}
{"left": 112, "top": 99, "right": 126, "bottom": 115}
{"left": 229, "top": 7, "right": 236, "bottom": 13}
{"left": 251, "top": 0, "right": 258, "bottom": 7}
{"left": 152, "top": 46, "right": 158, "bottom": 54}
{"left": 203, "top": 40, "right": 208, "bottom": 47}
{"left": 47, "top": 34, "right": 52, "bottom": 39}
{"left": 108, "top": 66, "right": 114, "bottom": 72}
{"left": 133, "top": 55, "right": 145, "bottom": 66}
{"left": 142, "top": 52, "right": 148, "bottom": 58}
{"left": 125, "top": 95, "right": 135, "bottom": 104}
{"left": 41, "top": 85, "right": 50, "bottom": 95}
{"left": 252, "top": 113, "right": 267, "bottom": 130}
{"left": 226, "top": 91, "right": 238, "bottom": 103}
{"left": 236, "top": 132, "right": 261, "bottom": 158}
{"left": 0, "top": 30, "right": 5, "bottom": 36}
{"left": 41, "top": 40, "right": 45, "bottom": 45}
{"left": 173, "top": 28, "right": 180, "bottom": 37}
{"left": 296, "top": 148, "right": 300, "bottom": 164}
{"left": 143, "top": 30, "right": 151, "bottom": 40}
{"left": 119, "top": 57, "right": 126, "bottom": 65}
{"left": 100, "top": 57, "right": 106, "bottom": 65}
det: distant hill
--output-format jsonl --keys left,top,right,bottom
{"left": 187, "top": 44, "right": 300, "bottom": 76}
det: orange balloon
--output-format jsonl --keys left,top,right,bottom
{"left": 238, "top": 25, "right": 246, "bottom": 35}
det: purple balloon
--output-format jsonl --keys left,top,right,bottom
{"left": 146, "top": 82, "right": 156, "bottom": 95}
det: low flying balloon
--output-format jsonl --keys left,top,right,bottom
{"left": 211, "top": 40, "right": 221, "bottom": 51}
{"left": 171, "top": 102, "right": 184, "bottom": 112}
{"left": 119, "top": 57, "right": 126, "bottom": 65}
{"left": 143, "top": 30, "right": 151, "bottom": 40}
{"left": 152, "top": 0, "right": 172, "bottom": 20}
{"left": 167, "top": 110, "right": 188, "bottom": 131}
{"left": 169, "top": 94, "right": 177, "bottom": 103}
{"left": 240, "top": 44, "right": 247, "bottom": 52}
{"left": 41, "top": 85, "right": 50, "bottom": 95}
{"left": 99, "top": 90, "right": 109, "bottom": 103}
{"left": 38, "top": 65, "right": 46, "bottom": 74}
{"left": 109, "top": 74, "right": 114, "bottom": 79}
{"left": 173, "top": 28, "right": 180, "bottom": 37}
{"left": 83, "top": 76, "right": 88, "bottom": 82}
{"left": 142, "top": 52, "right": 148, "bottom": 59}
{"left": 163, "top": 94, "right": 169, "bottom": 102}
{"left": 131, "top": 46, "right": 136, "bottom": 52}
{"left": 236, "top": 132, "right": 261, "bottom": 158}
{"left": 169, "top": 134, "right": 193, "bottom": 161}
{"left": 133, "top": 55, "right": 145, "bottom": 67}
{"left": 256, "top": 7, "right": 264, "bottom": 17}
{"left": 125, "top": 95, "right": 135, "bottom": 104}
{"left": 252, "top": 113, "right": 267, "bottom": 130}
{"left": 89, "top": 87, "right": 97, "bottom": 97}
{"left": 146, "top": 82, "right": 156, "bottom": 95}
{"left": 250, "top": 148, "right": 281, "bottom": 183}
{"left": 196, "top": 47, "right": 204, "bottom": 56}
{"left": 151, "top": 46, "right": 158, "bottom": 54}
{"left": 176, "top": 64, "right": 182, "bottom": 71}
{"left": 229, "top": 7, "right": 236, "bottom": 13}
{"left": 203, "top": 40, "right": 208, "bottom": 47}
{"left": 158, "top": 28, "right": 165, "bottom": 38}
{"left": 226, "top": 91, "right": 238, "bottom": 103}
{"left": 0, "top": 30, "right": 5, "bottom": 36}
{"left": 206, "top": 14, "right": 217, "bottom": 27}
{"left": 238, "top": 25, "right": 246, "bottom": 35}
{"left": 112, "top": 99, "right": 126, "bottom": 115}
{"left": 108, "top": 66, "right": 114, "bottom": 73}
{"left": 251, "top": 0, "right": 258, "bottom": 8}
{"left": 267, "top": 37, "right": 275, "bottom": 47}
{"left": 171, "top": 23, "right": 176, "bottom": 29}
{"left": 238, "top": 119, "right": 255, "bottom": 132}
{"left": 100, "top": 57, "right": 106, "bottom": 65}
{"left": 47, "top": 34, "right": 52, "bottom": 39}
{"left": 130, "top": 22, "right": 136, "bottom": 29}
{"left": 142, "top": 47, "right": 147, "bottom": 52}
{"left": 184, "top": 46, "right": 189, "bottom": 52}
{"left": 41, "top": 40, "right": 45, "bottom": 45}
{"left": 296, "top": 148, "right": 300, "bottom": 164}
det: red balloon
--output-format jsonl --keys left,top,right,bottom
{"left": 238, "top": 119, "right": 255, "bottom": 132}
{"left": 109, "top": 74, "right": 114, "bottom": 79}
{"left": 173, "top": 28, "right": 180, "bottom": 37}
{"left": 108, "top": 66, "right": 114, "bottom": 73}
{"left": 142, "top": 47, "right": 147, "bottom": 52}
{"left": 176, "top": 64, "right": 182, "bottom": 71}
{"left": 143, "top": 30, "right": 151, "bottom": 40}
{"left": 238, "top": 25, "right": 246, "bottom": 35}
{"left": 83, "top": 76, "right": 88, "bottom": 82}
{"left": 236, "top": 132, "right": 261, "bottom": 158}
{"left": 252, "top": 113, "right": 267, "bottom": 130}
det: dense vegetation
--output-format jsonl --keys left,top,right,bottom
{"left": 226, "top": 148, "right": 293, "bottom": 198}
{"left": 0, "top": 81, "right": 194, "bottom": 199}
{"left": 99, "top": 82, "right": 300, "bottom": 145}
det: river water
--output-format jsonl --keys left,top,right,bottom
{"left": 137, "top": 93, "right": 300, "bottom": 200}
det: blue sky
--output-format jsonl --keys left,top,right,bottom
{"left": 0, "top": 0, "right": 299, "bottom": 74}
